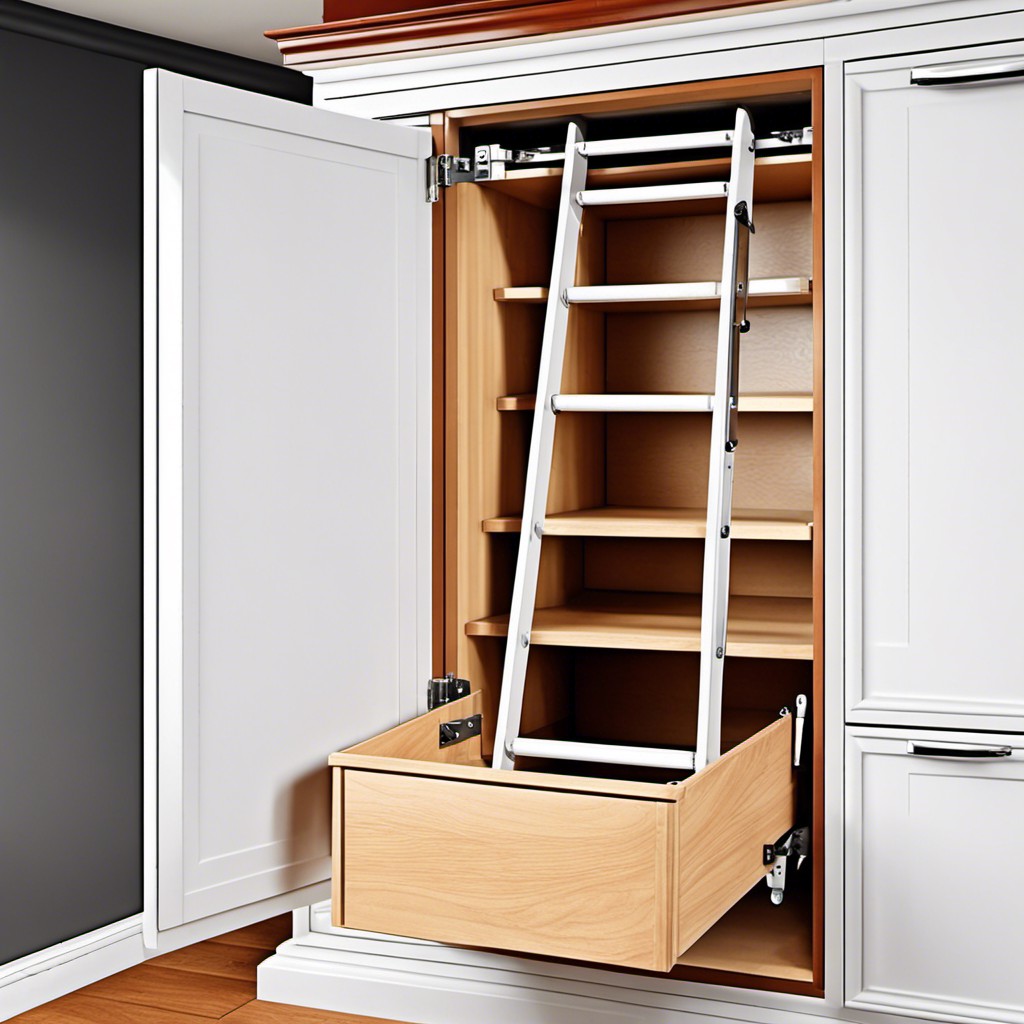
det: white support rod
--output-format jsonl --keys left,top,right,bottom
{"left": 552, "top": 393, "right": 713, "bottom": 413}
{"left": 511, "top": 737, "right": 696, "bottom": 772}
{"left": 694, "top": 107, "right": 756, "bottom": 773}
{"left": 491, "top": 123, "right": 588, "bottom": 772}
{"left": 577, "top": 130, "right": 733, "bottom": 157}
{"left": 577, "top": 182, "right": 728, "bottom": 206}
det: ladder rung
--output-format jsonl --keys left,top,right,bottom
{"left": 577, "top": 182, "right": 728, "bottom": 206}
{"left": 511, "top": 737, "right": 696, "bottom": 772}
{"left": 567, "top": 282, "right": 719, "bottom": 303}
{"left": 552, "top": 393, "right": 713, "bottom": 413}
{"left": 577, "top": 131, "right": 733, "bottom": 158}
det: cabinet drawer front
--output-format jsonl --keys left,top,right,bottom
{"left": 343, "top": 770, "right": 674, "bottom": 971}
{"left": 846, "top": 49, "right": 1024, "bottom": 729}
{"left": 847, "top": 728, "right": 1024, "bottom": 1022}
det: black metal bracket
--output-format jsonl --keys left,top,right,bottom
{"left": 763, "top": 825, "right": 810, "bottom": 867}
{"left": 427, "top": 672, "right": 471, "bottom": 710}
{"left": 439, "top": 714, "right": 482, "bottom": 748}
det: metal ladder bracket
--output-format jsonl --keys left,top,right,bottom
{"left": 439, "top": 714, "right": 482, "bottom": 748}
{"left": 763, "top": 825, "right": 810, "bottom": 905}
{"left": 427, "top": 672, "right": 471, "bottom": 710}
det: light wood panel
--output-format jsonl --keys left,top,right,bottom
{"left": 497, "top": 392, "right": 812, "bottom": 413}
{"left": 675, "top": 716, "right": 796, "bottom": 953}
{"left": 676, "top": 882, "right": 813, "bottom": 981}
{"left": 584, "top": 538, "right": 812, "bottom": 599}
{"left": 607, "top": 413, "right": 812, "bottom": 511}
{"left": 607, "top": 307, "right": 813, "bottom": 409}
{"left": 479, "top": 154, "right": 812, "bottom": 210}
{"left": 607, "top": 202, "right": 812, "bottom": 284}
{"left": 344, "top": 690, "right": 484, "bottom": 763}
{"left": 494, "top": 285, "right": 547, "bottom": 302}
{"left": 483, "top": 506, "right": 812, "bottom": 540}
{"left": 466, "top": 591, "right": 813, "bottom": 658}
{"left": 342, "top": 769, "right": 676, "bottom": 971}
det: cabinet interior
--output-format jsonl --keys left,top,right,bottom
{"left": 440, "top": 69, "right": 822, "bottom": 995}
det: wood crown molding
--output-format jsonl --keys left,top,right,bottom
{"left": 266, "top": 0, "right": 829, "bottom": 67}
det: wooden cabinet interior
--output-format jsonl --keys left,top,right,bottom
{"left": 441, "top": 69, "right": 823, "bottom": 994}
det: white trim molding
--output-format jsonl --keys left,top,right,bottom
{"left": 0, "top": 916, "right": 145, "bottom": 1022}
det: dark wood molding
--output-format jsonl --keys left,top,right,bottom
{"left": 267, "top": 0, "right": 828, "bottom": 67}
{"left": 1, "top": 0, "right": 309, "bottom": 102}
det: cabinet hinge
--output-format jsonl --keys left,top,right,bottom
{"left": 427, "top": 144, "right": 563, "bottom": 201}
{"left": 439, "top": 713, "right": 482, "bottom": 747}
{"left": 763, "top": 825, "right": 810, "bottom": 905}
{"left": 427, "top": 672, "right": 471, "bottom": 709}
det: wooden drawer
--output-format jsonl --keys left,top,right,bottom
{"left": 330, "top": 692, "right": 796, "bottom": 972}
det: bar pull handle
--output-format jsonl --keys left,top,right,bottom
{"left": 907, "top": 741, "right": 1012, "bottom": 759}
{"left": 911, "top": 57, "right": 1024, "bottom": 87}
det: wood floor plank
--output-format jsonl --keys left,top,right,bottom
{"left": 223, "top": 1001, "right": 402, "bottom": 1023}
{"left": 209, "top": 915, "right": 292, "bottom": 951}
{"left": 10, "top": 992, "right": 212, "bottom": 1023}
{"left": 76, "top": 963, "right": 253, "bottom": 1018}
{"left": 150, "top": 941, "right": 266, "bottom": 982}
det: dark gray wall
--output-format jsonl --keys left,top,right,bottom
{"left": 0, "top": 3, "right": 309, "bottom": 966}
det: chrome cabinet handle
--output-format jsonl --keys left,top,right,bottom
{"left": 911, "top": 57, "right": 1024, "bottom": 87}
{"left": 907, "top": 741, "right": 1012, "bottom": 759}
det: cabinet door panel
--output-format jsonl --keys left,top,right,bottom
{"left": 144, "top": 70, "right": 432, "bottom": 941}
{"left": 846, "top": 48, "right": 1024, "bottom": 728}
{"left": 847, "top": 728, "right": 1024, "bottom": 1022}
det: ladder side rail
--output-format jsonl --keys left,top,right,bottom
{"left": 694, "top": 108, "right": 756, "bottom": 772}
{"left": 492, "top": 123, "right": 588, "bottom": 771}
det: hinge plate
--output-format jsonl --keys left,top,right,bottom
{"left": 427, "top": 672, "right": 471, "bottom": 710}
{"left": 439, "top": 714, "right": 482, "bottom": 748}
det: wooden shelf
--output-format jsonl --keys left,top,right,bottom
{"left": 465, "top": 590, "right": 813, "bottom": 659}
{"left": 479, "top": 153, "right": 813, "bottom": 210}
{"left": 674, "top": 880, "right": 813, "bottom": 982}
{"left": 483, "top": 506, "right": 813, "bottom": 541}
{"left": 496, "top": 393, "right": 812, "bottom": 413}
{"left": 494, "top": 278, "right": 812, "bottom": 310}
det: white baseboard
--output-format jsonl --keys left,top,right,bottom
{"left": 0, "top": 916, "right": 146, "bottom": 1022}
{"left": 257, "top": 932, "right": 839, "bottom": 1024}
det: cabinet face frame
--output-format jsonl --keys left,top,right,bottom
{"left": 434, "top": 66, "right": 825, "bottom": 997}
{"left": 843, "top": 38, "right": 1024, "bottom": 733}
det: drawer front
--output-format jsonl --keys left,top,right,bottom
{"left": 847, "top": 728, "right": 1024, "bottom": 1022}
{"left": 845, "top": 48, "right": 1024, "bottom": 730}
{"left": 342, "top": 770, "right": 674, "bottom": 971}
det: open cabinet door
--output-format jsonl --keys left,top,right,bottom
{"left": 142, "top": 69, "right": 432, "bottom": 949}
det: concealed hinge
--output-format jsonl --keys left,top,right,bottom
{"left": 762, "top": 826, "right": 810, "bottom": 905}
{"left": 439, "top": 713, "right": 482, "bottom": 748}
{"left": 427, "top": 672, "right": 471, "bottom": 710}
{"left": 428, "top": 143, "right": 562, "bottom": 201}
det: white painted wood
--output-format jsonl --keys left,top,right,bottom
{"left": 552, "top": 394, "right": 713, "bottom": 413}
{"left": 847, "top": 727, "right": 1024, "bottom": 1023}
{"left": 143, "top": 69, "right": 431, "bottom": 941}
{"left": 0, "top": 917, "right": 144, "bottom": 1022}
{"left": 845, "top": 43, "right": 1024, "bottom": 730}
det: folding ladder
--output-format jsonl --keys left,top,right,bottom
{"left": 492, "top": 109, "right": 756, "bottom": 775}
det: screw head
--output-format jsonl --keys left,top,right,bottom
{"left": 720, "top": 525, "right": 730, "bottom": 538}
{"left": 520, "top": 633, "right": 530, "bottom": 648}
{"left": 716, "top": 646, "right": 724, "bottom": 659}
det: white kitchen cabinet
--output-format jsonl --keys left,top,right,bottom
{"left": 141, "top": 69, "right": 433, "bottom": 948}
{"left": 845, "top": 43, "right": 1024, "bottom": 731}
{"left": 846, "top": 727, "right": 1024, "bottom": 1023}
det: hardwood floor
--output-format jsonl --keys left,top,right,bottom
{"left": 11, "top": 916, "right": 401, "bottom": 1024}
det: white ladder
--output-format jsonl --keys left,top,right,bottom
{"left": 492, "top": 110, "right": 756, "bottom": 775}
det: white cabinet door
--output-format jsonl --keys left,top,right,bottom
{"left": 142, "top": 70, "right": 432, "bottom": 946}
{"left": 846, "top": 45, "right": 1024, "bottom": 730}
{"left": 847, "top": 727, "right": 1024, "bottom": 1023}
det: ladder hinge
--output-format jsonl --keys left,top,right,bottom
{"left": 427, "top": 672, "right": 471, "bottom": 709}
{"left": 439, "top": 713, "right": 482, "bottom": 747}
{"left": 763, "top": 825, "right": 810, "bottom": 905}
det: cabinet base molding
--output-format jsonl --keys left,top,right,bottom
{"left": 0, "top": 915, "right": 145, "bottom": 1022}
{"left": 258, "top": 925, "right": 839, "bottom": 1024}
